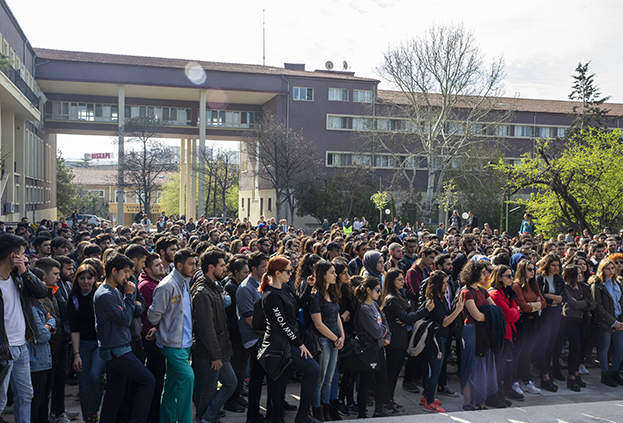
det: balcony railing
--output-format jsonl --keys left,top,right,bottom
{"left": 2, "top": 66, "right": 39, "bottom": 109}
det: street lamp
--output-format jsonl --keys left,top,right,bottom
{"left": 367, "top": 170, "right": 383, "bottom": 224}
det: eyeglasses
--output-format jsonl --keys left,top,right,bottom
{"left": 502, "top": 274, "right": 513, "bottom": 279}
{"left": 282, "top": 269, "right": 293, "bottom": 275}
{"left": 373, "top": 287, "right": 381, "bottom": 294}
{"left": 527, "top": 267, "right": 536, "bottom": 272}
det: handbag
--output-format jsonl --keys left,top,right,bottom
{"left": 338, "top": 308, "right": 382, "bottom": 372}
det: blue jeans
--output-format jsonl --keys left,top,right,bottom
{"left": 196, "top": 358, "right": 237, "bottom": 423}
{"left": 313, "top": 337, "right": 338, "bottom": 408}
{"left": 0, "top": 344, "right": 34, "bottom": 423}
{"left": 76, "top": 339, "right": 106, "bottom": 420}
{"left": 599, "top": 329, "right": 623, "bottom": 373}
{"left": 424, "top": 337, "right": 446, "bottom": 405}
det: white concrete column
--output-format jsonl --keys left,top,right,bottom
{"left": 185, "top": 138, "right": 192, "bottom": 219}
{"left": 179, "top": 139, "right": 186, "bottom": 217}
{"left": 191, "top": 137, "right": 197, "bottom": 220}
{"left": 198, "top": 90, "right": 206, "bottom": 217}
{"left": 117, "top": 85, "right": 125, "bottom": 227}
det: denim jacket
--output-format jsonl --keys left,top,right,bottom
{"left": 28, "top": 302, "right": 55, "bottom": 372}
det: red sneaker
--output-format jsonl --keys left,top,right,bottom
{"left": 419, "top": 395, "right": 442, "bottom": 406}
{"left": 423, "top": 402, "right": 446, "bottom": 413}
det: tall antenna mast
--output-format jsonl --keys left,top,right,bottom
{"left": 263, "top": 10, "right": 266, "bottom": 66}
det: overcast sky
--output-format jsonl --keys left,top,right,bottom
{"left": 8, "top": 0, "right": 623, "bottom": 159}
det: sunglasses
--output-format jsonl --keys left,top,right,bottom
{"left": 282, "top": 269, "right": 293, "bottom": 275}
{"left": 616, "top": 261, "right": 623, "bottom": 265}
{"left": 527, "top": 267, "right": 536, "bottom": 272}
{"left": 373, "top": 287, "right": 381, "bottom": 294}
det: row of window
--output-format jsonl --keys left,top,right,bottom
{"left": 326, "top": 115, "right": 567, "bottom": 138}
{"left": 45, "top": 101, "right": 193, "bottom": 126}
{"left": 25, "top": 130, "right": 51, "bottom": 183}
{"left": 104, "top": 190, "right": 163, "bottom": 204}
{"left": 15, "top": 185, "right": 50, "bottom": 206}
{"left": 202, "top": 110, "right": 261, "bottom": 129}
{"left": 294, "top": 87, "right": 373, "bottom": 103}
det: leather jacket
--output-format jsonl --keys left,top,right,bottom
{"left": 0, "top": 269, "right": 49, "bottom": 363}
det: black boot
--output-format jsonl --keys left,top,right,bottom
{"left": 567, "top": 378, "right": 581, "bottom": 392}
{"left": 329, "top": 400, "right": 343, "bottom": 421}
{"left": 601, "top": 371, "right": 618, "bottom": 387}
{"left": 312, "top": 406, "right": 324, "bottom": 421}
{"left": 611, "top": 370, "right": 623, "bottom": 385}
{"left": 322, "top": 404, "right": 331, "bottom": 422}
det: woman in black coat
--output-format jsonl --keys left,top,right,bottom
{"left": 380, "top": 268, "right": 433, "bottom": 414}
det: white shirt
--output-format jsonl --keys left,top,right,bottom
{"left": 0, "top": 276, "right": 26, "bottom": 347}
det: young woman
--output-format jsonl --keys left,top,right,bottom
{"left": 29, "top": 295, "right": 55, "bottom": 423}
{"left": 536, "top": 253, "right": 568, "bottom": 392}
{"left": 310, "top": 261, "right": 345, "bottom": 421}
{"left": 573, "top": 255, "right": 592, "bottom": 283}
{"left": 422, "top": 271, "right": 464, "bottom": 413}
{"left": 381, "top": 268, "right": 434, "bottom": 414}
{"left": 66, "top": 264, "right": 105, "bottom": 423}
{"left": 589, "top": 258, "right": 623, "bottom": 387}
{"left": 488, "top": 265, "right": 521, "bottom": 403}
{"left": 512, "top": 260, "right": 546, "bottom": 396}
{"left": 458, "top": 260, "right": 499, "bottom": 411}
{"left": 360, "top": 251, "right": 384, "bottom": 288}
{"left": 353, "top": 277, "right": 391, "bottom": 419}
{"left": 561, "top": 265, "right": 595, "bottom": 391}
{"left": 258, "top": 256, "right": 320, "bottom": 423}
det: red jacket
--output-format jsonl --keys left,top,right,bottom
{"left": 489, "top": 287, "right": 520, "bottom": 341}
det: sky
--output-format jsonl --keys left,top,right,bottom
{"left": 8, "top": 0, "right": 623, "bottom": 160}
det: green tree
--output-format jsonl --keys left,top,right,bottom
{"left": 496, "top": 128, "right": 623, "bottom": 237}
{"left": 56, "top": 150, "right": 77, "bottom": 217}
{"left": 568, "top": 61, "right": 612, "bottom": 134}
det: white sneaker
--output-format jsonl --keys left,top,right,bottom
{"left": 512, "top": 382, "right": 523, "bottom": 396}
{"left": 579, "top": 364, "right": 590, "bottom": 375}
{"left": 521, "top": 381, "right": 541, "bottom": 394}
{"left": 55, "top": 413, "right": 71, "bottom": 423}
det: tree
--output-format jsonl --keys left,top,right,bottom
{"left": 197, "top": 144, "right": 239, "bottom": 219}
{"left": 243, "top": 110, "right": 320, "bottom": 224}
{"left": 367, "top": 23, "right": 511, "bottom": 222}
{"left": 568, "top": 61, "right": 612, "bottom": 133}
{"left": 119, "top": 116, "right": 176, "bottom": 218}
{"left": 497, "top": 128, "right": 623, "bottom": 237}
{"left": 56, "top": 150, "right": 77, "bottom": 217}
{"left": 294, "top": 167, "right": 377, "bottom": 224}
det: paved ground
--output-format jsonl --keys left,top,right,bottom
{"left": 3, "top": 364, "right": 623, "bottom": 423}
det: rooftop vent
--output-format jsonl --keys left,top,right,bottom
{"left": 284, "top": 63, "right": 305, "bottom": 71}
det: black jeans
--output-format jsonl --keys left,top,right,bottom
{"left": 142, "top": 335, "right": 165, "bottom": 420}
{"left": 513, "top": 316, "right": 538, "bottom": 383}
{"left": 565, "top": 318, "right": 589, "bottom": 376}
{"left": 247, "top": 342, "right": 273, "bottom": 419}
{"left": 357, "top": 349, "right": 387, "bottom": 418}
{"left": 384, "top": 347, "right": 406, "bottom": 404}
{"left": 539, "top": 306, "right": 563, "bottom": 378}
{"left": 31, "top": 369, "right": 51, "bottom": 423}
{"left": 228, "top": 341, "right": 248, "bottom": 402}
{"left": 273, "top": 345, "right": 320, "bottom": 419}
{"left": 100, "top": 352, "right": 155, "bottom": 423}
{"left": 51, "top": 343, "right": 69, "bottom": 416}
{"left": 115, "top": 339, "right": 145, "bottom": 423}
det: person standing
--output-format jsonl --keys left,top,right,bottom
{"left": 0, "top": 234, "right": 49, "bottom": 423}
{"left": 94, "top": 254, "right": 155, "bottom": 423}
{"left": 192, "top": 249, "right": 237, "bottom": 423}
{"left": 147, "top": 249, "right": 198, "bottom": 423}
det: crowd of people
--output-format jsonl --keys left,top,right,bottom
{"left": 0, "top": 210, "right": 623, "bottom": 423}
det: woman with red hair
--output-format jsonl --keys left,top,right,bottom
{"left": 257, "top": 256, "right": 320, "bottom": 423}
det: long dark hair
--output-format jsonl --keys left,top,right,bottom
{"left": 515, "top": 259, "right": 540, "bottom": 294}
{"left": 381, "top": 268, "right": 408, "bottom": 309}
{"left": 69, "top": 264, "right": 99, "bottom": 298}
{"left": 295, "top": 253, "right": 322, "bottom": 291}
{"left": 313, "top": 260, "right": 340, "bottom": 304}
{"left": 355, "top": 277, "right": 380, "bottom": 307}
{"left": 488, "top": 265, "right": 511, "bottom": 290}
{"left": 332, "top": 258, "right": 351, "bottom": 300}
{"left": 572, "top": 255, "right": 592, "bottom": 282}
{"left": 426, "top": 270, "right": 448, "bottom": 299}
{"left": 563, "top": 264, "right": 580, "bottom": 289}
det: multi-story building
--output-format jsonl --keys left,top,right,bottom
{"left": 1, "top": 0, "right": 622, "bottom": 227}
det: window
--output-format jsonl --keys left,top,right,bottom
{"left": 326, "top": 153, "right": 348, "bottom": 167}
{"left": 89, "top": 189, "right": 105, "bottom": 198}
{"left": 447, "top": 122, "right": 464, "bottom": 135}
{"left": 469, "top": 123, "right": 484, "bottom": 135}
{"left": 353, "top": 90, "right": 373, "bottom": 103}
{"left": 293, "top": 87, "right": 314, "bottom": 101}
{"left": 203, "top": 110, "right": 260, "bottom": 129}
{"left": 328, "top": 88, "right": 348, "bottom": 101}
{"left": 494, "top": 125, "right": 510, "bottom": 137}
{"left": 327, "top": 116, "right": 348, "bottom": 129}
{"left": 514, "top": 125, "right": 532, "bottom": 137}
{"left": 536, "top": 127, "right": 552, "bottom": 138}
{"left": 114, "top": 190, "right": 127, "bottom": 203}
{"left": 557, "top": 127, "right": 567, "bottom": 137}
{"left": 353, "top": 117, "right": 372, "bottom": 131}
{"left": 268, "top": 198, "right": 272, "bottom": 211}
{"left": 352, "top": 154, "right": 372, "bottom": 166}
{"left": 135, "top": 190, "right": 145, "bottom": 203}
{"left": 375, "top": 155, "right": 395, "bottom": 168}
{"left": 156, "top": 191, "right": 163, "bottom": 203}
{"left": 379, "top": 119, "right": 399, "bottom": 131}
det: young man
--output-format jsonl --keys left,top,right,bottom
{"left": 192, "top": 249, "right": 237, "bottom": 423}
{"left": 400, "top": 237, "right": 418, "bottom": 270}
{"left": 385, "top": 242, "right": 407, "bottom": 273}
{"left": 155, "top": 237, "right": 180, "bottom": 275}
{"left": 51, "top": 237, "right": 72, "bottom": 259}
{"left": 32, "top": 236, "right": 52, "bottom": 259}
{"left": 348, "top": 241, "right": 368, "bottom": 276}
{"left": 236, "top": 252, "right": 269, "bottom": 423}
{"left": 139, "top": 253, "right": 167, "bottom": 423}
{"left": 94, "top": 254, "right": 155, "bottom": 423}
{"left": 147, "top": 249, "right": 198, "bottom": 423}
{"left": 405, "top": 247, "right": 436, "bottom": 307}
{"left": 0, "top": 234, "right": 48, "bottom": 423}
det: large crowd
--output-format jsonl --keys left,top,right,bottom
{"left": 0, "top": 210, "right": 623, "bottom": 423}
